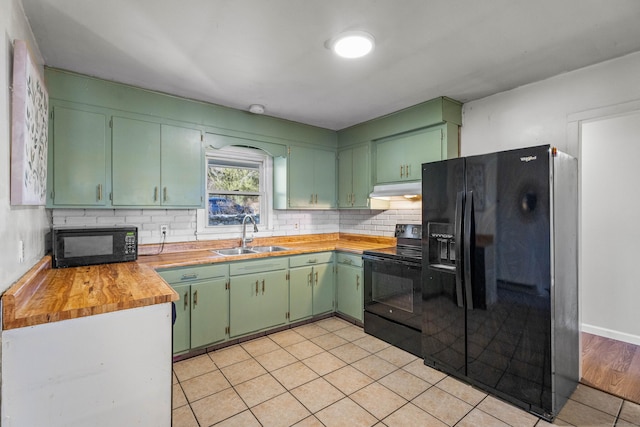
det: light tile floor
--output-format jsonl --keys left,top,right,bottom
{"left": 172, "top": 317, "right": 640, "bottom": 427}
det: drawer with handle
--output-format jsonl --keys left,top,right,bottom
{"left": 335, "top": 252, "right": 363, "bottom": 268}
{"left": 157, "top": 263, "right": 228, "bottom": 283}
{"left": 289, "top": 252, "right": 334, "bottom": 268}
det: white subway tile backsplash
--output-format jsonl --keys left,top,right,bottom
{"left": 50, "top": 205, "right": 420, "bottom": 242}
{"left": 125, "top": 216, "right": 151, "bottom": 223}
{"left": 96, "top": 216, "right": 126, "bottom": 225}
{"left": 52, "top": 209, "right": 84, "bottom": 217}
{"left": 65, "top": 216, "right": 98, "bottom": 225}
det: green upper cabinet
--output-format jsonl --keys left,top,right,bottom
{"left": 338, "top": 143, "right": 370, "bottom": 208}
{"left": 338, "top": 97, "right": 462, "bottom": 187}
{"left": 45, "top": 68, "right": 336, "bottom": 210}
{"left": 375, "top": 127, "right": 443, "bottom": 184}
{"left": 48, "top": 105, "right": 108, "bottom": 207}
{"left": 112, "top": 117, "right": 203, "bottom": 207}
{"left": 112, "top": 117, "right": 161, "bottom": 205}
{"left": 285, "top": 145, "right": 337, "bottom": 209}
{"left": 161, "top": 124, "right": 204, "bottom": 206}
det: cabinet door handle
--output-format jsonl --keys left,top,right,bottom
{"left": 97, "top": 184, "right": 103, "bottom": 201}
{"left": 183, "top": 291, "right": 189, "bottom": 310}
{"left": 400, "top": 165, "right": 404, "bottom": 177}
{"left": 310, "top": 194, "right": 314, "bottom": 204}
{"left": 255, "top": 280, "right": 259, "bottom": 295}
{"left": 308, "top": 273, "right": 312, "bottom": 286}
{"left": 407, "top": 164, "right": 411, "bottom": 177}
{"left": 193, "top": 290, "right": 198, "bottom": 307}
{"left": 262, "top": 279, "right": 265, "bottom": 294}
{"left": 351, "top": 193, "right": 355, "bottom": 206}
{"left": 163, "top": 187, "right": 168, "bottom": 202}
{"left": 356, "top": 274, "right": 360, "bottom": 289}
{"left": 315, "top": 194, "right": 318, "bottom": 204}
{"left": 154, "top": 187, "right": 158, "bottom": 202}
{"left": 315, "top": 271, "right": 318, "bottom": 284}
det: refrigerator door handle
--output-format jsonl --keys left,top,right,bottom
{"left": 464, "top": 191, "right": 474, "bottom": 310}
{"left": 454, "top": 191, "right": 465, "bottom": 308}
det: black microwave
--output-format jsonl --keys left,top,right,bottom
{"left": 52, "top": 226, "right": 138, "bottom": 268}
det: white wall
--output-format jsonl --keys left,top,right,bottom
{"left": 462, "top": 51, "right": 640, "bottom": 344}
{"left": 581, "top": 112, "right": 640, "bottom": 344}
{"left": 0, "top": 0, "right": 50, "bottom": 295}
{"left": 462, "top": 51, "right": 640, "bottom": 158}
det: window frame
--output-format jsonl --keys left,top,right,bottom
{"left": 196, "top": 146, "right": 273, "bottom": 235}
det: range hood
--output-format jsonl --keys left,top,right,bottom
{"left": 369, "top": 181, "right": 422, "bottom": 200}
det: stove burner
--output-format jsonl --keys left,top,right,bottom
{"left": 362, "top": 224, "right": 422, "bottom": 264}
{"left": 396, "top": 246, "right": 422, "bottom": 260}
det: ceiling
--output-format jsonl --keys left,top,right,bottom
{"left": 20, "top": 0, "right": 640, "bottom": 130}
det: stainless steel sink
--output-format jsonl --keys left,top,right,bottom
{"left": 213, "top": 248, "right": 257, "bottom": 256}
{"left": 250, "top": 246, "right": 289, "bottom": 253}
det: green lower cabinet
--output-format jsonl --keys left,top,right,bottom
{"left": 288, "top": 252, "right": 335, "bottom": 322}
{"left": 171, "top": 283, "right": 191, "bottom": 354}
{"left": 288, "top": 262, "right": 335, "bottom": 322}
{"left": 336, "top": 253, "right": 364, "bottom": 322}
{"left": 229, "top": 269, "right": 288, "bottom": 338}
{"left": 191, "top": 278, "right": 228, "bottom": 348}
{"left": 313, "top": 263, "right": 335, "bottom": 315}
{"left": 289, "top": 267, "right": 313, "bottom": 322}
{"left": 158, "top": 264, "right": 229, "bottom": 355}
{"left": 170, "top": 278, "right": 229, "bottom": 354}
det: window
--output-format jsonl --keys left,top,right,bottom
{"left": 205, "top": 147, "right": 269, "bottom": 227}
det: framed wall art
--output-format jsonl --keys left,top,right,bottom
{"left": 11, "top": 39, "right": 49, "bottom": 206}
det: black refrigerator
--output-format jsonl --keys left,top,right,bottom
{"left": 421, "top": 145, "right": 578, "bottom": 420}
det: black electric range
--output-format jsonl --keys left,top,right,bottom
{"left": 362, "top": 224, "right": 423, "bottom": 357}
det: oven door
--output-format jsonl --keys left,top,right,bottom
{"left": 363, "top": 254, "right": 422, "bottom": 331}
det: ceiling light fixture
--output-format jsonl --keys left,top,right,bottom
{"left": 248, "top": 104, "right": 265, "bottom": 114}
{"left": 326, "top": 31, "right": 375, "bottom": 59}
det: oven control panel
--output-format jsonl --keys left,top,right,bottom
{"left": 395, "top": 224, "right": 421, "bottom": 240}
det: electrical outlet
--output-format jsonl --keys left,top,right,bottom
{"left": 160, "top": 225, "right": 168, "bottom": 234}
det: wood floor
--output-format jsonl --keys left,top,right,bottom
{"left": 581, "top": 332, "right": 640, "bottom": 404}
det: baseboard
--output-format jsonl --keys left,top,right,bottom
{"left": 581, "top": 323, "right": 640, "bottom": 346}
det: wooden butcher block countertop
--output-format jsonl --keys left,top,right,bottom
{"left": 2, "top": 233, "right": 395, "bottom": 330}
{"left": 2, "top": 256, "right": 179, "bottom": 330}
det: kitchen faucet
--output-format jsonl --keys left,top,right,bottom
{"left": 241, "top": 214, "right": 258, "bottom": 248}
